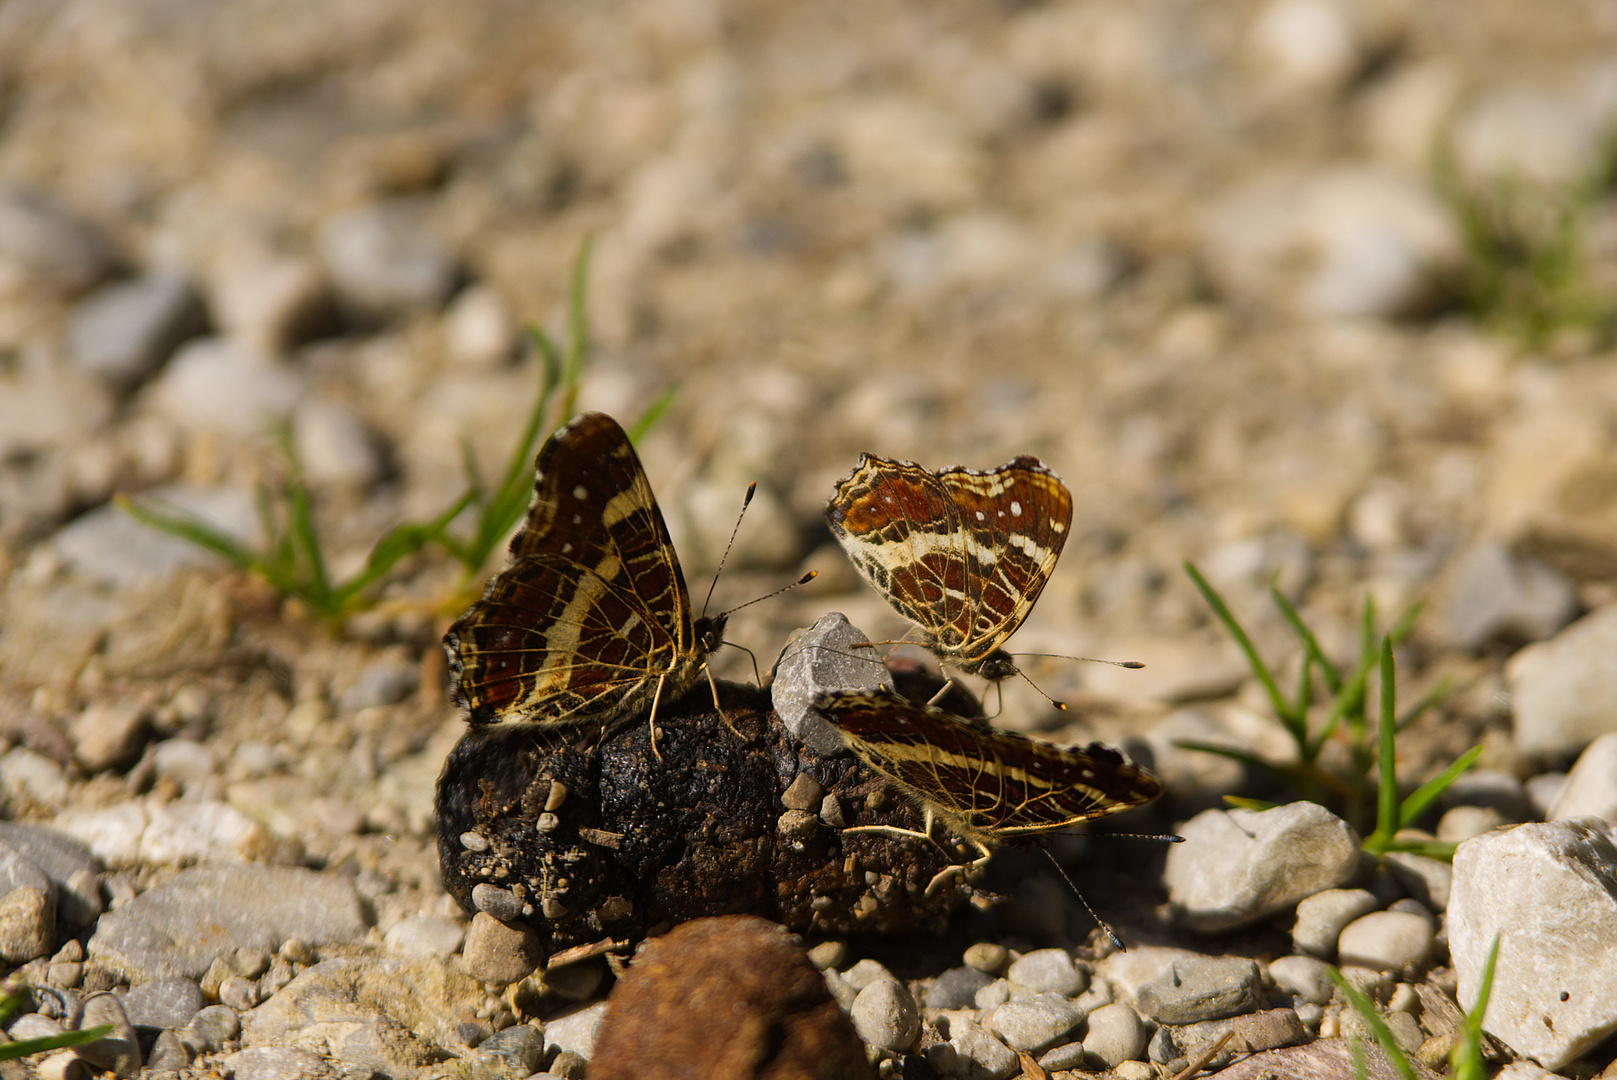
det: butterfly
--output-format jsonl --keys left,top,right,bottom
{"left": 826, "top": 453, "right": 1073, "bottom": 694}
{"left": 444, "top": 412, "right": 730, "bottom": 738}
{"left": 813, "top": 687, "right": 1161, "bottom": 890}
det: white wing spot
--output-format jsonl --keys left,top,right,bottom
{"left": 1010, "top": 501, "right": 1022, "bottom": 516}
{"left": 573, "top": 485, "right": 589, "bottom": 500}
{"left": 571, "top": 514, "right": 582, "bottom": 525}
{"left": 561, "top": 543, "right": 573, "bottom": 555}
{"left": 976, "top": 511, "right": 986, "bottom": 521}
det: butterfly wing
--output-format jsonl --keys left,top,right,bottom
{"left": 814, "top": 689, "right": 1159, "bottom": 838}
{"left": 444, "top": 412, "right": 696, "bottom": 727}
{"left": 826, "top": 455, "right": 975, "bottom": 653}
{"left": 933, "top": 457, "right": 1072, "bottom": 666}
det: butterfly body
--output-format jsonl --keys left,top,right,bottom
{"left": 444, "top": 412, "right": 719, "bottom": 732}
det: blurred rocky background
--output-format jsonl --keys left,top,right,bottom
{"left": 4, "top": 1, "right": 1617, "bottom": 1077}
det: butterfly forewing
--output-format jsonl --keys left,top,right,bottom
{"left": 444, "top": 413, "right": 698, "bottom": 728}
{"left": 827, "top": 455, "right": 1072, "bottom": 671}
{"left": 815, "top": 689, "right": 1160, "bottom": 840}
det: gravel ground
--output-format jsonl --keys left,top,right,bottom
{"left": 4, "top": 2, "right": 1617, "bottom": 1078}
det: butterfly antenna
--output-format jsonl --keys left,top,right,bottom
{"left": 1015, "top": 667, "right": 1067, "bottom": 712}
{"left": 1015, "top": 653, "right": 1145, "bottom": 669}
{"left": 701, "top": 482, "right": 757, "bottom": 618}
{"left": 715, "top": 570, "right": 818, "bottom": 619}
{"left": 1040, "top": 847, "right": 1124, "bottom": 951}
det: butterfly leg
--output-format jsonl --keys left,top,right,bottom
{"left": 704, "top": 663, "right": 748, "bottom": 741}
{"left": 646, "top": 673, "right": 668, "bottom": 763}
{"left": 924, "top": 838, "right": 993, "bottom": 896}
{"left": 925, "top": 678, "right": 959, "bottom": 707}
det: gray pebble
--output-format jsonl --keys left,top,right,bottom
{"left": 1007, "top": 948, "right": 1085, "bottom": 996}
{"left": 1136, "top": 957, "right": 1261, "bottom": 1024}
{"left": 0, "top": 188, "right": 111, "bottom": 294}
{"left": 1442, "top": 540, "right": 1576, "bottom": 652}
{"left": 947, "top": 1016, "right": 1019, "bottom": 1080}
{"left": 149, "top": 337, "right": 306, "bottom": 437}
{"left": 1165, "top": 802, "right": 1360, "bottom": 932}
{"left": 1268, "top": 955, "right": 1335, "bottom": 1005}
{"left": 1148, "top": 1023, "right": 1182, "bottom": 1065}
{"left": 221, "top": 1047, "right": 333, "bottom": 1080}
{"left": 339, "top": 655, "right": 419, "bottom": 714}
{"left": 923, "top": 1042, "right": 958, "bottom": 1075}
{"left": 181, "top": 1004, "right": 241, "bottom": 1053}
{"left": 841, "top": 958, "right": 896, "bottom": 990}
{"left": 1383, "top": 849, "right": 1452, "bottom": 911}
{"left": 1549, "top": 732, "right": 1617, "bottom": 823}
{"left": 974, "top": 978, "right": 1010, "bottom": 1010}
{"left": 382, "top": 913, "right": 465, "bottom": 958}
{"left": 543, "top": 1000, "right": 608, "bottom": 1060}
{"left": 74, "top": 993, "right": 141, "bottom": 1077}
{"left": 924, "top": 966, "right": 993, "bottom": 1011}
{"left": 1036, "top": 1039, "right": 1088, "bottom": 1071}
{"left": 233, "top": 946, "right": 273, "bottom": 979}
{"left": 0, "top": 821, "right": 99, "bottom": 931}
{"left": 145, "top": 1030, "right": 192, "bottom": 1072}
{"left": 1505, "top": 605, "right": 1617, "bottom": 759}
{"left": 87, "top": 864, "right": 369, "bottom": 982}
{"left": 850, "top": 978, "right": 919, "bottom": 1052}
{"left": 319, "top": 202, "right": 457, "bottom": 316}
{"left": 1338, "top": 911, "right": 1435, "bottom": 972}
{"left": 480, "top": 1022, "right": 544, "bottom": 1074}
{"left": 120, "top": 978, "right": 205, "bottom": 1030}
{"left": 771, "top": 613, "right": 894, "bottom": 755}
{"left": 292, "top": 399, "right": 382, "bottom": 488}
{"left": 1526, "top": 773, "right": 1568, "bottom": 819}
{"left": 1437, "top": 805, "right": 1505, "bottom": 843}
{"left": 1083, "top": 1002, "right": 1148, "bottom": 1066}
{"left": 69, "top": 271, "right": 205, "bottom": 392}
{"left": 472, "top": 883, "right": 524, "bottom": 921}
{"left": 8, "top": 1013, "right": 65, "bottom": 1040}
{"left": 218, "top": 976, "right": 259, "bottom": 1011}
{"left": 53, "top": 485, "right": 258, "bottom": 590}
{"left": 1292, "top": 887, "right": 1378, "bottom": 958}
{"left": 822, "top": 968, "right": 858, "bottom": 1012}
{"left": 986, "top": 995, "right": 1083, "bottom": 1052}
{"left": 152, "top": 739, "right": 216, "bottom": 791}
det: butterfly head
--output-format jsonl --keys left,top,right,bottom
{"left": 694, "top": 613, "right": 729, "bottom": 658}
{"left": 958, "top": 648, "right": 1020, "bottom": 683}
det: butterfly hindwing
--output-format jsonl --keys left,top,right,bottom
{"left": 444, "top": 413, "right": 698, "bottom": 728}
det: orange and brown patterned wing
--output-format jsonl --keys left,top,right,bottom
{"left": 443, "top": 413, "right": 695, "bottom": 728}
{"left": 814, "top": 689, "right": 1160, "bottom": 841}
{"left": 934, "top": 458, "right": 1071, "bottom": 664}
{"left": 826, "top": 454, "right": 1071, "bottom": 667}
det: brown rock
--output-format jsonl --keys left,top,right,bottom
{"left": 460, "top": 913, "right": 540, "bottom": 985}
{"left": 590, "top": 916, "right": 873, "bottom": 1080}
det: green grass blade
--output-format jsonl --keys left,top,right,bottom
{"left": 1184, "top": 562, "right": 1294, "bottom": 730}
{"left": 1452, "top": 935, "right": 1501, "bottom": 1080}
{"left": 1269, "top": 582, "right": 1342, "bottom": 692}
{"left": 1396, "top": 675, "right": 1452, "bottom": 732}
{"left": 1328, "top": 968, "right": 1419, "bottom": 1080}
{"left": 1388, "top": 600, "right": 1424, "bottom": 645}
{"left": 1369, "top": 636, "right": 1401, "bottom": 851}
{"left": 285, "top": 478, "right": 332, "bottom": 610}
{"left": 627, "top": 385, "right": 678, "bottom": 444}
{"left": 116, "top": 495, "right": 259, "bottom": 570}
{"left": 0, "top": 1026, "right": 115, "bottom": 1061}
{"left": 1383, "top": 837, "right": 1460, "bottom": 861}
{"left": 1398, "top": 745, "right": 1484, "bottom": 832}
{"left": 1222, "top": 796, "right": 1279, "bottom": 812}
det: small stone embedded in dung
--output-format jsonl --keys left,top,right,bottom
{"left": 772, "top": 613, "right": 895, "bottom": 756}
{"left": 782, "top": 772, "right": 826, "bottom": 811}
{"left": 472, "top": 883, "right": 525, "bottom": 921}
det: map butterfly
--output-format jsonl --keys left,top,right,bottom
{"left": 814, "top": 687, "right": 1161, "bottom": 888}
{"left": 826, "top": 453, "right": 1072, "bottom": 689}
{"left": 444, "top": 412, "right": 729, "bottom": 736}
